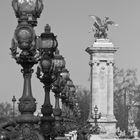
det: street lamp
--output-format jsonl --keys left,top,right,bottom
{"left": 92, "top": 105, "right": 101, "bottom": 127}
{"left": 6, "top": 0, "right": 44, "bottom": 139}
{"left": 36, "top": 24, "right": 59, "bottom": 140}
{"left": 69, "top": 84, "right": 76, "bottom": 118}
{"left": 59, "top": 68, "right": 70, "bottom": 131}
{"left": 11, "top": 0, "right": 42, "bottom": 115}
{"left": 80, "top": 105, "right": 101, "bottom": 135}
{"left": 0, "top": 1, "right": 78, "bottom": 140}
{"left": 51, "top": 49, "right": 66, "bottom": 137}
{"left": 84, "top": 105, "right": 101, "bottom": 135}
{"left": 63, "top": 79, "right": 74, "bottom": 132}
{"left": 12, "top": 96, "right": 16, "bottom": 118}
{"left": 65, "top": 79, "right": 72, "bottom": 110}
{"left": 68, "top": 84, "right": 77, "bottom": 130}
{"left": 60, "top": 68, "right": 70, "bottom": 114}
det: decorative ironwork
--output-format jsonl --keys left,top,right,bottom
{"left": 94, "top": 106, "right": 101, "bottom": 122}
{"left": 36, "top": 24, "right": 58, "bottom": 140}
{"left": 51, "top": 52, "right": 66, "bottom": 136}
{"left": 3, "top": 1, "right": 80, "bottom": 139}
{"left": 4, "top": 0, "right": 45, "bottom": 139}
{"left": 77, "top": 106, "right": 101, "bottom": 140}
{"left": 89, "top": 105, "right": 101, "bottom": 134}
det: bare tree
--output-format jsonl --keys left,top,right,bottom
{"left": 114, "top": 66, "right": 139, "bottom": 130}
{"left": 75, "top": 85, "right": 90, "bottom": 123}
{"left": 0, "top": 102, "right": 19, "bottom": 123}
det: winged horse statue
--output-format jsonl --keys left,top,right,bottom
{"left": 89, "top": 15, "right": 118, "bottom": 40}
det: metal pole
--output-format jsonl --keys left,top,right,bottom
{"left": 124, "top": 89, "right": 127, "bottom": 131}
{"left": 12, "top": 95, "right": 16, "bottom": 118}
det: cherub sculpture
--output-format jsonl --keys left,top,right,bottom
{"left": 90, "top": 15, "right": 118, "bottom": 40}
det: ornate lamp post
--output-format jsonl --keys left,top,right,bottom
{"left": 36, "top": 24, "right": 58, "bottom": 140}
{"left": 92, "top": 105, "right": 101, "bottom": 127}
{"left": 68, "top": 82, "right": 76, "bottom": 130}
{"left": 69, "top": 84, "right": 76, "bottom": 118}
{"left": 73, "top": 96, "right": 78, "bottom": 124}
{"left": 12, "top": 96, "right": 17, "bottom": 118}
{"left": 74, "top": 102, "right": 81, "bottom": 124}
{"left": 63, "top": 79, "right": 74, "bottom": 132}
{"left": 9, "top": 0, "right": 44, "bottom": 139}
{"left": 78, "top": 106, "right": 101, "bottom": 135}
{"left": 85, "top": 105, "right": 101, "bottom": 135}
{"left": 59, "top": 68, "right": 70, "bottom": 133}
{"left": 60, "top": 68, "right": 70, "bottom": 118}
{"left": 1, "top": 1, "right": 77, "bottom": 140}
{"left": 51, "top": 50, "right": 66, "bottom": 137}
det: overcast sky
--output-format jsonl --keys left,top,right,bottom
{"left": 0, "top": 0, "right": 140, "bottom": 110}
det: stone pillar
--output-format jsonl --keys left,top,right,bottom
{"left": 92, "top": 61, "right": 100, "bottom": 114}
{"left": 98, "top": 61, "right": 108, "bottom": 119}
{"left": 107, "top": 61, "right": 114, "bottom": 117}
{"left": 86, "top": 39, "right": 118, "bottom": 135}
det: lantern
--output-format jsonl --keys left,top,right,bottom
{"left": 61, "top": 68, "right": 70, "bottom": 81}
{"left": 37, "top": 24, "right": 58, "bottom": 52}
{"left": 53, "top": 49, "right": 65, "bottom": 73}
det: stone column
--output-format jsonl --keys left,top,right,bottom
{"left": 98, "top": 62, "right": 108, "bottom": 119}
{"left": 92, "top": 61, "right": 100, "bottom": 114}
{"left": 107, "top": 61, "right": 114, "bottom": 117}
{"left": 88, "top": 55, "right": 93, "bottom": 120}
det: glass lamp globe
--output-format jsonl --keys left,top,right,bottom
{"left": 53, "top": 49, "right": 65, "bottom": 72}
{"left": 70, "top": 85, "right": 76, "bottom": 93}
{"left": 40, "top": 59, "right": 52, "bottom": 72}
{"left": 14, "top": 24, "right": 35, "bottom": 50}
{"left": 94, "top": 105, "right": 98, "bottom": 113}
{"left": 67, "top": 79, "right": 73, "bottom": 88}
{"left": 37, "top": 24, "right": 58, "bottom": 50}
{"left": 16, "top": 28, "right": 33, "bottom": 47}
{"left": 41, "top": 39, "right": 54, "bottom": 49}
{"left": 61, "top": 68, "right": 70, "bottom": 80}
{"left": 12, "top": 95, "right": 16, "bottom": 102}
{"left": 12, "top": 0, "right": 43, "bottom": 18}
{"left": 18, "top": 0, "right": 36, "bottom": 13}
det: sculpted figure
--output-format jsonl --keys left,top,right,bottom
{"left": 90, "top": 15, "right": 118, "bottom": 40}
